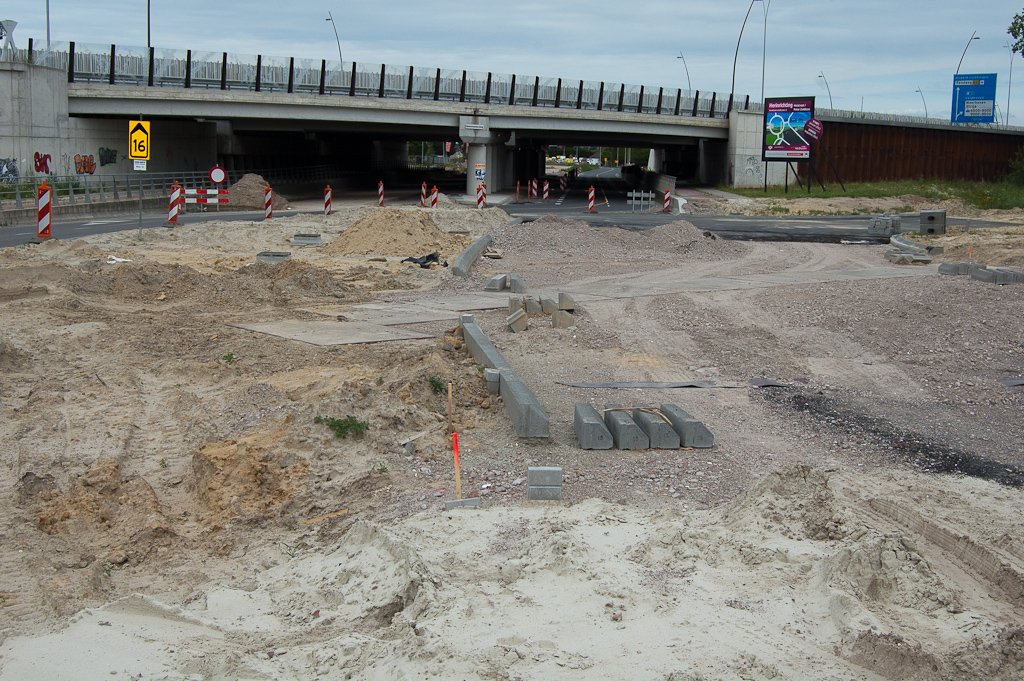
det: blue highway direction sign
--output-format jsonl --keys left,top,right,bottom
{"left": 951, "top": 73, "right": 997, "bottom": 124}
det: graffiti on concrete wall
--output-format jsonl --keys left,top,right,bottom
{"left": 98, "top": 147, "right": 118, "bottom": 167}
{"left": 34, "top": 152, "right": 51, "bottom": 174}
{"left": 74, "top": 154, "right": 96, "bottom": 174}
{"left": 744, "top": 155, "right": 764, "bottom": 184}
{"left": 0, "top": 158, "right": 19, "bottom": 182}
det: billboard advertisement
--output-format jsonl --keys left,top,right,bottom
{"left": 762, "top": 97, "right": 816, "bottom": 161}
{"left": 951, "top": 73, "right": 997, "bottom": 124}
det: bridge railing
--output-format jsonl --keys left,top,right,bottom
{"left": 17, "top": 39, "right": 748, "bottom": 119}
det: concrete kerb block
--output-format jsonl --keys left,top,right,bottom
{"left": 660, "top": 403, "right": 714, "bottom": 448}
{"left": 574, "top": 403, "right": 614, "bottom": 449}
{"left": 971, "top": 268, "right": 996, "bottom": 284}
{"left": 632, "top": 405, "right": 680, "bottom": 450}
{"left": 509, "top": 295, "right": 525, "bottom": 314}
{"left": 508, "top": 274, "right": 526, "bottom": 293}
{"left": 527, "top": 486, "right": 563, "bottom": 501}
{"left": 484, "top": 274, "right": 508, "bottom": 291}
{"left": 527, "top": 467, "right": 563, "bottom": 501}
{"left": 452, "top": 233, "right": 493, "bottom": 278}
{"left": 507, "top": 309, "right": 528, "bottom": 333}
{"left": 938, "top": 263, "right": 959, "bottom": 276}
{"left": 445, "top": 498, "right": 482, "bottom": 511}
{"left": 603, "top": 404, "right": 649, "bottom": 450}
{"left": 483, "top": 368, "right": 501, "bottom": 394}
{"left": 558, "top": 293, "right": 576, "bottom": 311}
{"left": 540, "top": 296, "right": 557, "bottom": 314}
{"left": 500, "top": 370, "right": 550, "bottom": 438}
{"left": 460, "top": 317, "right": 511, "bottom": 370}
{"left": 551, "top": 310, "right": 575, "bottom": 329}
{"left": 524, "top": 297, "right": 543, "bottom": 315}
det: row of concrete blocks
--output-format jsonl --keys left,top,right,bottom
{"left": 460, "top": 313, "right": 550, "bottom": 438}
{"left": 885, "top": 250, "right": 932, "bottom": 265}
{"left": 574, "top": 403, "right": 714, "bottom": 450}
{"left": 485, "top": 273, "right": 526, "bottom": 293}
{"left": 939, "top": 262, "right": 1024, "bottom": 285}
{"left": 508, "top": 293, "right": 577, "bottom": 332}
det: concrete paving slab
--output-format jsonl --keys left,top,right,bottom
{"left": 527, "top": 486, "right": 563, "bottom": 501}
{"left": 233, "top": 321, "right": 433, "bottom": 346}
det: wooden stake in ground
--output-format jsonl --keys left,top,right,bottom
{"left": 447, "top": 382, "right": 453, "bottom": 435}
{"left": 453, "top": 432, "right": 462, "bottom": 500}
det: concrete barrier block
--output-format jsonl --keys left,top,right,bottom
{"left": 508, "top": 274, "right": 526, "bottom": 293}
{"left": 603, "top": 404, "right": 649, "bottom": 450}
{"left": 551, "top": 310, "right": 575, "bottom": 329}
{"left": 528, "top": 467, "right": 562, "bottom": 487}
{"left": 509, "top": 295, "right": 524, "bottom": 314}
{"left": 632, "top": 405, "right": 681, "bottom": 450}
{"left": 558, "top": 293, "right": 576, "bottom": 311}
{"left": 445, "top": 498, "right": 482, "bottom": 511}
{"left": 507, "top": 309, "right": 528, "bottom": 333}
{"left": 660, "top": 404, "right": 714, "bottom": 448}
{"left": 452, "top": 234, "right": 492, "bottom": 278}
{"left": 527, "top": 486, "right": 562, "bottom": 501}
{"left": 955, "top": 262, "right": 971, "bottom": 275}
{"left": 525, "top": 297, "right": 543, "bottom": 315}
{"left": 920, "top": 209, "right": 946, "bottom": 235}
{"left": 500, "top": 370, "right": 550, "bottom": 438}
{"left": 540, "top": 296, "right": 557, "bottom": 314}
{"left": 938, "top": 263, "right": 959, "bottom": 275}
{"left": 574, "top": 403, "right": 614, "bottom": 449}
{"left": 485, "top": 274, "right": 508, "bottom": 291}
{"left": 971, "top": 268, "right": 996, "bottom": 284}
{"left": 460, "top": 318, "right": 512, "bottom": 370}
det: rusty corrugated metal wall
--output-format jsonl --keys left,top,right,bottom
{"left": 796, "top": 121, "right": 1024, "bottom": 183}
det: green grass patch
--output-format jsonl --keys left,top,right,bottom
{"left": 722, "top": 179, "right": 1024, "bottom": 210}
{"left": 314, "top": 414, "right": 369, "bottom": 439}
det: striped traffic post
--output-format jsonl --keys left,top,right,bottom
{"left": 482, "top": 182, "right": 487, "bottom": 207}
{"left": 543, "top": 180, "right": 550, "bottom": 201}
{"left": 378, "top": 181, "right": 384, "bottom": 207}
{"left": 664, "top": 189, "right": 671, "bottom": 212}
{"left": 588, "top": 185, "right": 595, "bottom": 212}
{"left": 560, "top": 176, "right": 567, "bottom": 192}
{"left": 476, "top": 184, "right": 483, "bottom": 209}
{"left": 264, "top": 185, "right": 273, "bottom": 220}
{"left": 430, "top": 185, "right": 438, "bottom": 209}
{"left": 37, "top": 180, "right": 52, "bottom": 238}
{"left": 324, "top": 185, "right": 332, "bottom": 215}
{"left": 166, "top": 182, "right": 181, "bottom": 224}
{"left": 420, "top": 182, "right": 427, "bottom": 207}
{"left": 531, "top": 178, "right": 538, "bottom": 199}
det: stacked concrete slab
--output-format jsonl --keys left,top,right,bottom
{"left": 509, "top": 293, "right": 576, "bottom": 329}
{"left": 459, "top": 314, "right": 549, "bottom": 438}
{"left": 527, "top": 467, "right": 563, "bottom": 501}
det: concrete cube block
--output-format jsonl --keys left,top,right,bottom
{"left": 485, "top": 274, "right": 508, "bottom": 291}
{"left": 558, "top": 293, "right": 576, "bottom": 311}
{"left": 483, "top": 368, "right": 501, "bottom": 394}
{"left": 660, "top": 404, "right": 714, "bottom": 448}
{"left": 525, "top": 297, "right": 543, "bottom": 315}
{"left": 920, "top": 209, "right": 946, "bottom": 235}
{"left": 540, "top": 296, "right": 557, "bottom": 314}
{"left": 445, "top": 498, "right": 482, "bottom": 511}
{"left": 632, "top": 405, "right": 680, "bottom": 450}
{"left": 574, "top": 403, "right": 614, "bottom": 449}
{"left": 603, "top": 404, "right": 649, "bottom": 450}
{"left": 509, "top": 295, "right": 524, "bottom": 314}
{"left": 528, "top": 467, "right": 562, "bottom": 487}
{"left": 460, "top": 313, "right": 476, "bottom": 325}
{"left": 508, "top": 274, "right": 526, "bottom": 293}
{"left": 527, "top": 486, "right": 562, "bottom": 501}
{"left": 507, "top": 309, "right": 528, "bottom": 333}
{"left": 551, "top": 310, "right": 575, "bottom": 329}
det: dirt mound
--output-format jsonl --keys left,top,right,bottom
{"left": 227, "top": 173, "right": 293, "bottom": 211}
{"left": 323, "top": 207, "right": 469, "bottom": 260}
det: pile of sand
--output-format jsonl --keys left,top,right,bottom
{"left": 227, "top": 173, "right": 293, "bottom": 211}
{"left": 323, "top": 207, "right": 469, "bottom": 260}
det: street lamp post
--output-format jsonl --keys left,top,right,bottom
{"left": 818, "top": 72, "right": 832, "bottom": 109}
{"left": 1007, "top": 42, "right": 1015, "bottom": 127}
{"left": 676, "top": 51, "right": 691, "bottom": 93}
{"left": 730, "top": 0, "right": 758, "bottom": 111}
{"left": 956, "top": 31, "right": 979, "bottom": 74}
{"left": 147, "top": 0, "right": 151, "bottom": 52}
{"left": 326, "top": 12, "right": 343, "bottom": 67}
{"left": 915, "top": 87, "right": 928, "bottom": 119}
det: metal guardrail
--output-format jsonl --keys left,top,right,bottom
{"left": 0, "top": 165, "right": 350, "bottom": 211}
{"left": 8, "top": 40, "right": 747, "bottom": 120}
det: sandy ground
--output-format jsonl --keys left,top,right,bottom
{"left": 0, "top": 193, "right": 1022, "bottom": 680}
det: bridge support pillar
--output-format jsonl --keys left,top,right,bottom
{"left": 460, "top": 116, "right": 510, "bottom": 195}
{"left": 647, "top": 148, "right": 665, "bottom": 173}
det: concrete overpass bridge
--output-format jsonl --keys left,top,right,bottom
{"left": 2, "top": 39, "right": 1021, "bottom": 197}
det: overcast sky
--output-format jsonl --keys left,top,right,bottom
{"left": 7, "top": 1, "right": 1023, "bottom": 123}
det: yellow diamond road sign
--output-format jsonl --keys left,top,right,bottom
{"left": 129, "top": 121, "right": 150, "bottom": 161}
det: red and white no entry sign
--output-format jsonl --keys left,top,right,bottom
{"left": 209, "top": 166, "right": 227, "bottom": 184}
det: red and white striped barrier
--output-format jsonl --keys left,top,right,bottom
{"left": 482, "top": 182, "right": 487, "bottom": 207}
{"left": 476, "top": 184, "right": 484, "bottom": 209}
{"left": 664, "top": 189, "right": 671, "bottom": 212}
{"left": 588, "top": 185, "right": 595, "bottom": 212}
{"left": 183, "top": 188, "right": 228, "bottom": 204}
{"left": 324, "top": 185, "right": 332, "bottom": 215}
{"left": 559, "top": 176, "right": 567, "bottom": 192}
{"left": 543, "top": 180, "right": 550, "bottom": 201}
{"left": 530, "top": 178, "right": 538, "bottom": 199}
{"left": 167, "top": 182, "right": 182, "bottom": 224}
{"left": 37, "top": 180, "right": 52, "bottom": 238}
{"left": 420, "top": 182, "right": 427, "bottom": 207}
{"left": 430, "top": 185, "right": 438, "bottom": 209}
{"left": 264, "top": 185, "right": 273, "bottom": 220}
{"left": 378, "top": 181, "right": 384, "bottom": 207}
